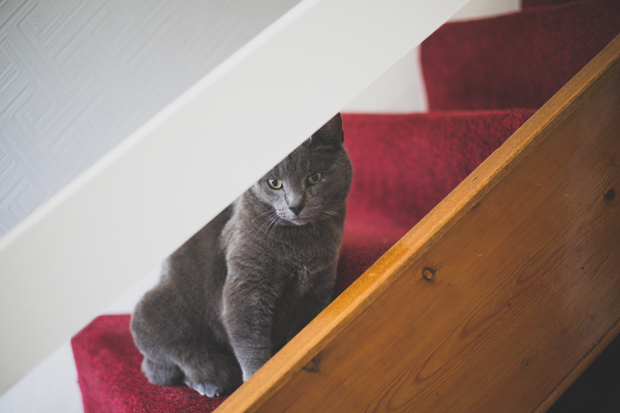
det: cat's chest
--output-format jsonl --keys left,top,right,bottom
{"left": 257, "top": 235, "right": 335, "bottom": 290}
{"left": 273, "top": 231, "right": 336, "bottom": 267}
{"left": 225, "top": 215, "right": 341, "bottom": 283}
{"left": 281, "top": 260, "right": 331, "bottom": 298}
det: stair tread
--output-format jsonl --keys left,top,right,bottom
{"left": 422, "top": 0, "right": 620, "bottom": 110}
{"left": 522, "top": 0, "right": 586, "bottom": 9}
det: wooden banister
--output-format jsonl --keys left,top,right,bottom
{"left": 216, "top": 33, "right": 620, "bottom": 413}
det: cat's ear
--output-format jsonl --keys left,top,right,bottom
{"left": 306, "top": 113, "right": 344, "bottom": 150}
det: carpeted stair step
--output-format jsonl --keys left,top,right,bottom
{"left": 72, "top": 109, "right": 535, "bottom": 412}
{"left": 521, "top": 0, "right": 586, "bottom": 8}
{"left": 336, "top": 109, "right": 535, "bottom": 293}
{"left": 421, "top": 0, "right": 620, "bottom": 110}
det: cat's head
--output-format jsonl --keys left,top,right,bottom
{"left": 250, "top": 113, "right": 352, "bottom": 226}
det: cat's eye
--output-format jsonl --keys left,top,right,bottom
{"left": 268, "top": 179, "right": 282, "bottom": 190}
{"left": 307, "top": 173, "right": 322, "bottom": 185}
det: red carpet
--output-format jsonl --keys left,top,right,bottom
{"left": 72, "top": 315, "right": 226, "bottom": 413}
{"left": 521, "top": 0, "right": 584, "bottom": 8}
{"left": 422, "top": 0, "right": 620, "bottom": 110}
{"left": 72, "top": 0, "right": 620, "bottom": 411}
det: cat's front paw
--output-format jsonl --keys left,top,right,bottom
{"left": 184, "top": 379, "right": 223, "bottom": 397}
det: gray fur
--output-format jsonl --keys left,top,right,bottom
{"left": 131, "top": 114, "right": 352, "bottom": 396}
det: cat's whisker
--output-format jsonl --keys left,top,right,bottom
{"left": 322, "top": 210, "right": 341, "bottom": 216}
{"left": 255, "top": 209, "right": 278, "bottom": 218}
{"left": 252, "top": 211, "right": 279, "bottom": 237}
{"left": 275, "top": 218, "right": 284, "bottom": 237}
{"left": 319, "top": 209, "right": 343, "bottom": 221}
{"left": 251, "top": 209, "right": 278, "bottom": 225}
{"left": 266, "top": 216, "right": 283, "bottom": 239}
{"left": 254, "top": 217, "right": 270, "bottom": 233}
{"left": 263, "top": 215, "right": 278, "bottom": 236}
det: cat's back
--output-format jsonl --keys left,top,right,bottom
{"left": 167, "top": 205, "right": 232, "bottom": 286}
{"left": 133, "top": 206, "right": 232, "bottom": 338}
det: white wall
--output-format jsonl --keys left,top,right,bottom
{"left": 0, "top": 0, "right": 303, "bottom": 238}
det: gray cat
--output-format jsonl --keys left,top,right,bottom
{"left": 131, "top": 114, "right": 352, "bottom": 397}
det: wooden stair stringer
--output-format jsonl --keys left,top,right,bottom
{"left": 216, "top": 33, "right": 620, "bottom": 413}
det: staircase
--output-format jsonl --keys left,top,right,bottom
{"left": 71, "top": 1, "right": 620, "bottom": 411}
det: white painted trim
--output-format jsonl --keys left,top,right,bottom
{"left": 451, "top": 0, "right": 519, "bottom": 21}
{"left": 0, "top": 0, "right": 468, "bottom": 394}
{"left": 343, "top": 47, "right": 428, "bottom": 113}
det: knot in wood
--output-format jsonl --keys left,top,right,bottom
{"left": 604, "top": 188, "right": 615, "bottom": 203}
{"left": 303, "top": 356, "right": 320, "bottom": 372}
{"left": 422, "top": 268, "right": 436, "bottom": 281}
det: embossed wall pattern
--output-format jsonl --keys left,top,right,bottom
{"left": 0, "top": 0, "right": 300, "bottom": 237}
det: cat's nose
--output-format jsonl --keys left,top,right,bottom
{"left": 288, "top": 204, "right": 304, "bottom": 216}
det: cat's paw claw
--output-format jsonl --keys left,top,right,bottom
{"left": 184, "top": 379, "right": 222, "bottom": 397}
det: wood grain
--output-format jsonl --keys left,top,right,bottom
{"left": 216, "top": 34, "right": 620, "bottom": 413}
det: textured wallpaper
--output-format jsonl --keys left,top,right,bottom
{"left": 0, "top": 0, "right": 301, "bottom": 237}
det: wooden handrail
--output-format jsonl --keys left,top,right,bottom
{"left": 216, "top": 33, "right": 620, "bottom": 412}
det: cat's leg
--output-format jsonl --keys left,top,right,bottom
{"left": 174, "top": 344, "right": 242, "bottom": 397}
{"left": 141, "top": 355, "right": 184, "bottom": 386}
{"left": 132, "top": 288, "right": 187, "bottom": 387}
{"left": 183, "top": 379, "right": 223, "bottom": 398}
{"left": 221, "top": 265, "right": 280, "bottom": 382}
{"left": 274, "top": 275, "right": 335, "bottom": 351}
